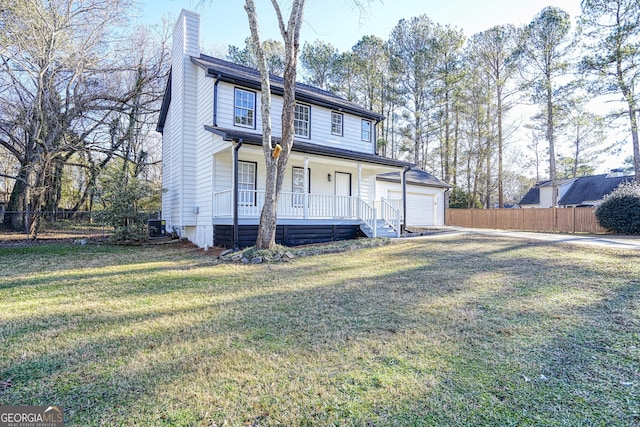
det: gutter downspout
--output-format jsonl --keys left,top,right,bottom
{"left": 233, "top": 139, "right": 243, "bottom": 250}
{"left": 213, "top": 74, "right": 221, "bottom": 127}
{"left": 402, "top": 165, "right": 411, "bottom": 233}
{"left": 374, "top": 119, "right": 381, "bottom": 155}
{"left": 443, "top": 187, "right": 450, "bottom": 226}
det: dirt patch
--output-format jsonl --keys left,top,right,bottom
{"left": 0, "top": 228, "right": 109, "bottom": 246}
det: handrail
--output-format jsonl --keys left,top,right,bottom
{"left": 380, "top": 198, "right": 401, "bottom": 237}
{"left": 357, "top": 198, "right": 377, "bottom": 237}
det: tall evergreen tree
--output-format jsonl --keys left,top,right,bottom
{"left": 521, "top": 6, "right": 574, "bottom": 207}
{"left": 581, "top": 0, "right": 640, "bottom": 181}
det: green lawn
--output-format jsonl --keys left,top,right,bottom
{"left": 0, "top": 235, "right": 638, "bottom": 426}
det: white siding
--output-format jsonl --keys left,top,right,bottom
{"left": 162, "top": 9, "right": 201, "bottom": 235}
{"left": 214, "top": 81, "right": 376, "bottom": 154}
{"left": 213, "top": 151, "right": 232, "bottom": 193}
{"left": 194, "top": 69, "right": 214, "bottom": 247}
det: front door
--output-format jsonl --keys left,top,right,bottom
{"left": 335, "top": 172, "right": 352, "bottom": 217}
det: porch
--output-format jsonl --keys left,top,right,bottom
{"left": 213, "top": 189, "right": 403, "bottom": 238}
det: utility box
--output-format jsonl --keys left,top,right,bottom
{"left": 148, "top": 219, "right": 166, "bottom": 238}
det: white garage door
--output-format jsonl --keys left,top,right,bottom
{"left": 388, "top": 190, "right": 435, "bottom": 227}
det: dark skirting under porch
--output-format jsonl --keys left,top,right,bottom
{"left": 214, "top": 224, "right": 365, "bottom": 248}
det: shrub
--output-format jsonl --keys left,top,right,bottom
{"left": 95, "top": 166, "right": 158, "bottom": 242}
{"left": 595, "top": 181, "right": 640, "bottom": 234}
{"left": 448, "top": 186, "right": 483, "bottom": 209}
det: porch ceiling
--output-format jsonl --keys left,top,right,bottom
{"left": 205, "top": 126, "right": 413, "bottom": 170}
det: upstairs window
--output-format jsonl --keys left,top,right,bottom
{"left": 361, "top": 119, "right": 372, "bottom": 142}
{"left": 331, "top": 112, "right": 343, "bottom": 136}
{"left": 234, "top": 88, "right": 256, "bottom": 128}
{"left": 294, "top": 103, "right": 310, "bottom": 138}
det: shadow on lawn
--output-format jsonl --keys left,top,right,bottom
{"left": 1, "top": 235, "right": 638, "bottom": 425}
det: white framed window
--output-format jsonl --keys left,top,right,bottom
{"left": 238, "top": 161, "right": 257, "bottom": 206}
{"left": 361, "top": 119, "right": 372, "bottom": 142}
{"left": 294, "top": 103, "right": 310, "bottom": 138}
{"left": 234, "top": 88, "right": 256, "bottom": 128}
{"left": 292, "top": 167, "right": 310, "bottom": 207}
{"left": 331, "top": 112, "right": 343, "bottom": 136}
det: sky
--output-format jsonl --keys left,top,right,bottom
{"left": 136, "top": 0, "right": 629, "bottom": 175}
{"left": 138, "top": 0, "right": 583, "bottom": 54}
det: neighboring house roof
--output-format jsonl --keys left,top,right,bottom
{"left": 559, "top": 174, "right": 634, "bottom": 206}
{"left": 376, "top": 168, "right": 451, "bottom": 189}
{"left": 538, "top": 178, "right": 576, "bottom": 188}
{"left": 519, "top": 186, "right": 540, "bottom": 205}
{"left": 205, "top": 126, "right": 413, "bottom": 169}
{"left": 157, "top": 55, "right": 384, "bottom": 132}
{"left": 519, "top": 178, "right": 577, "bottom": 205}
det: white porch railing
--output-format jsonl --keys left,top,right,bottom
{"left": 378, "top": 198, "right": 402, "bottom": 236}
{"left": 213, "top": 190, "right": 399, "bottom": 236}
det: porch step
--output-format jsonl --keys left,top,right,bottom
{"left": 360, "top": 219, "right": 399, "bottom": 238}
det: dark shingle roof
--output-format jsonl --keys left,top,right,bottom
{"left": 376, "top": 168, "right": 450, "bottom": 189}
{"left": 519, "top": 186, "right": 540, "bottom": 205}
{"left": 193, "top": 55, "right": 385, "bottom": 121}
{"left": 205, "top": 126, "right": 412, "bottom": 169}
{"left": 158, "top": 55, "right": 385, "bottom": 132}
{"left": 559, "top": 174, "right": 634, "bottom": 206}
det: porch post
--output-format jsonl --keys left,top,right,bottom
{"left": 303, "top": 156, "right": 309, "bottom": 219}
{"left": 402, "top": 166, "right": 410, "bottom": 233}
{"left": 357, "top": 164, "right": 362, "bottom": 219}
{"left": 233, "top": 140, "right": 243, "bottom": 250}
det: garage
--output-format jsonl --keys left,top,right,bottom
{"left": 388, "top": 190, "right": 436, "bottom": 227}
{"left": 376, "top": 168, "right": 450, "bottom": 228}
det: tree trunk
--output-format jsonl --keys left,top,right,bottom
{"left": 546, "top": 69, "right": 557, "bottom": 207}
{"left": 619, "top": 70, "right": 640, "bottom": 182}
{"left": 246, "top": 0, "right": 305, "bottom": 249}
{"left": 496, "top": 85, "right": 504, "bottom": 208}
{"left": 4, "top": 166, "right": 30, "bottom": 230}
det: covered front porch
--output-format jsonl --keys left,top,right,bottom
{"left": 213, "top": 189, "right": 403, "bottom": 238}
{"left": 207, "top": 127, "right": 413, "bottom": 248}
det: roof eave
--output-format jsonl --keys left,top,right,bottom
{"left": 193, "top": 56, "right": 385, "bottom": 122}
{"left": 156, "top": 68, "right": 172, "bottom": 133}
{"left": 205, "top": 126, "right": 411, "bottom": 168}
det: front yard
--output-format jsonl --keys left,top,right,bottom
{"left": 0, "top": 235, "right": 638, "bottom": 426}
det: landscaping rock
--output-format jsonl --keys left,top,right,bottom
{"left": 220, "top": 249, "right": 234, "bottom": 257}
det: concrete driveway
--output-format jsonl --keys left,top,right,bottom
{"left": 413, "top": 227, "right": 640, "bottom": 251}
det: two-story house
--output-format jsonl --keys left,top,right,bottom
{"left": 157, "top": 10, "right": 449, "bottom": 249}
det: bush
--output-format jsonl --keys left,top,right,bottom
{"left": 448, "top": 186, "right": 483, "bottom": 209}
{"left": 95, "top": 166, "right": 158, "bottom": 242}
{"left": 595, "top": 181, "right": 640, "bottom": 234}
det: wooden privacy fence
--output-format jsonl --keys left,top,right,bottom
{"left": 446, "top": 208, "right": 608, "bottom": 234}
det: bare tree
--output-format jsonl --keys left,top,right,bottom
{"left": 0, "top": 0, "right": 168, "bottom": 235}
{"left": 243, "top": 0, "right": 305, "bottom": 249}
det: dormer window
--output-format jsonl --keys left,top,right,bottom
{"left": 234, "top": 88, "right": 256, "bottom": 128}
{"left": 294, "top": 103, "right": 310, "bottom": 138}
{"left": 361, "top": 119, "right": 372, "bottom": 142}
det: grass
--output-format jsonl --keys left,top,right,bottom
{"left": 0, "top": 235, "right": 638, "bottom": 426}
